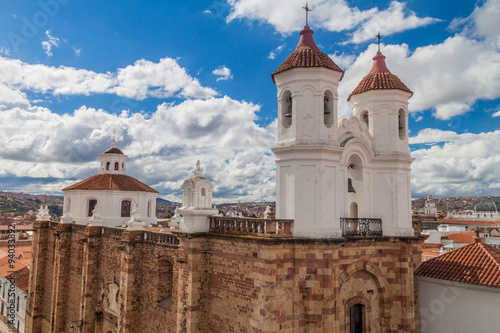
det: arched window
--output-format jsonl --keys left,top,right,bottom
{"left": 114, "top": 162, "right": 119, "bottom": 170}
{"left": 349, "top": 304, "right": 364, "bottom": 333}
{"left": 147, "top": 200, "right": 151, "bottom": 218}
{"left": 282, "top": 90, "right": 292, "bottom": 128}
{"left": 360, "top": 110, "right": 369, "bottom": 128}
{"left": 398, "top": 109, "right": 405, "bottom": 140}
{"left": 106, "top": 162, "right": 110, "bottom": 170}
{"left": 324, "top": 90, "right": 334, "bottom": 127}
{"left": 157, "top": 257, "right": 174, "bottom": 310}
{"left": 16, "top": 296, "right": 19, "bottom": 311}
{"left": 122, "top": 162, "right": 124, "bottom": 169}
{"left": 88, "top": 199, "right": 97, "bottom": 217}
{"left": 121, "top": 200, "right": 131, "bottom": 217}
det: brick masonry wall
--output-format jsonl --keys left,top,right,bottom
{"left": 27, "top": 223, "right": 422, "bottom": 333}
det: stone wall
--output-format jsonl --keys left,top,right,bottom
{"left": 26, "top": 221, "right": 422, "bottom": 333}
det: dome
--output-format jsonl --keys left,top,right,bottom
{"left": 271, "top": 26, "right": 343, "bottom": 83}
{"left": 348, "top": 51, "right": 412, "bottom": 101}
{"left": 475, "top": 197, "right": 499, "bottom": 213}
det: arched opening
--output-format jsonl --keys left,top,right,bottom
{"left": 157, "top": 257, "right": 174, "bottom": 310}
{"left": 324, "top": 90, "right": 334, "bottom": 127}
{"left": 88, "top": 199, "right": 97, "bottom": 217}
{"left": 282, "top": 90, "right": 292, "bottom": 128}
{"left": 360, "top": 110, "right": 369, "bottom": 129}
{"left": 398, "top": 109, "right": 405, "bottom": 140}
{"left": 200, "top": 187, "right": 207, "bottom": 207}
{"left": 147, "top": 200, "right": 151, "bottom": 218}
{"left": 16, "top": 296, "right": 19, "bottom": 311}
{"left": 122, "top": 162, "right": 124, "bottom": 169}
{"left": 106, "top": 162, "right": 110, "bottom": 170}
{"left": 350, "top": 202, "right": 358, "bottom": 218}
{"left": 121, "top": 200, "right": 131, "bottom": 218}
{"left": 184, "top": 186, "right": 192, "bottom": 208}
{"left": 114, "top": 162, "right": 119, "bottom": 170}
{"left": 349, "top": 303, "right": 365, "bottom": 333}
{"left": 347, "top": 154, "right": 363, "bottom": 219}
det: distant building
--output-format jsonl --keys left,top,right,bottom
{"left": 448, "top": 196, "right": 500, "bottom": 221}
{"left": 423, "top": 194, "right": 437, "bottom": 215}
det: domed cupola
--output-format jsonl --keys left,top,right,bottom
{"left": 99, "top": 140, "right": 127, "bottom": 175}
{"left": 348, "top": 51, "right": 412, "bottom": 102}
{"left": 271, "top": 25, "right": 344, "bottom": 83}
{"left": 475, "top": 197, "right": 499, "bottom": 213}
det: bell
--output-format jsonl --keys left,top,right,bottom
{"left": 285, "top": 99, "right": 292, "bottom": 118}
{"left": 324, "top": 97, "right": 330, "bottom": 115}
{"left": 348, "top": 178, "right": 356, "bottom": 193}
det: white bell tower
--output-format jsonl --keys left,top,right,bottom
{"left": 271, "top": 25, "right": 345, "bottom": 238}
{"left": 99, "top": 140, "right": 127, "bottom": 175}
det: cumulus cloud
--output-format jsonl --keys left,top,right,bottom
{"left": 268, "top": 44, "right": 285, "bottom": 60}
{"left": 0, "top": 56, "right": 216, "bottom": 100}
{"left": 492, "top": 110, "right": 500, "bottom": 117}
{"left": 339, "top": 35, "right": 500, "bottom": 119}
{"left": 410, "top": 129, "right": 500, "bottom": 197}
{"left": 41, "top": 30, "right": 61, "bottom": 57}
{"left": 226, "top": 0, "right": 437, "bottom": 43}
{"left": 212, "top": 66, "right": 233, "bottom": 81}
{"left": 0, "top": 97, "right": 276, "bottom": 202}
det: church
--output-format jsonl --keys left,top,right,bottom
{"left": 26, "top": 24, "right": 422, "bottom": 333}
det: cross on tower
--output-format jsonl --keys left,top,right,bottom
{"left": 302, "top": 3, "right": 312, "bottom": 26}
{"left": 376, "top": 32, "right": 382, "bottom": 52}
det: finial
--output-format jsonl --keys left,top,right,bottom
{"left": 376, "top": 32, "right": 382, "bottom": 52}
{"left": 302, "top": 3, "right": 312, "bottom": 26}
{"left": 111, "top": 139, "right": 117, "bottom": 148}
{"left": 192, "top": 160, "right": 203, "bottom": 177}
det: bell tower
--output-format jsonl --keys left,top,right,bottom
{"left": 271, "top": 25, "right": 345, "bottom": 238}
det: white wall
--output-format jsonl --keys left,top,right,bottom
{"left": 418, "top": 277, "right": 500, "bottom": 333}
{"left": 0, "top": 275, "right": 27, "bottom": 333}
{"left": 64, "top": 189, "right": 157, "bottom": 227}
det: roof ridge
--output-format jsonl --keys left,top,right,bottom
{"left": 479, "top": 242, "right": 500, "bottom": 268}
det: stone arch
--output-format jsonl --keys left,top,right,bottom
{"left": 339, "top": 261, "right": 392, "bottom": 332}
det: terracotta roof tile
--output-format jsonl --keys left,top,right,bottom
{"left": 62, "top": 174, "right": 158, "bottom": 193}
{"left": 415, "top": 239, "right": 500, "bottom": 288}
{"left": 6, "top": 266, "right": 30, "bottom": 292}
{"left": 348, "top": 52, "right": 412, "bottom": 101}
{"left": 271, "top": 26, "right": 343, "bottom": 83}
{"left": 442, "top": 232, "right": 475, "bottom": 244}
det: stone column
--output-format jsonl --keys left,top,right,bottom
{"left": 25, "top": 220, "right": 51, "bottom": 333}
{"left": 49, "top": 223, "right": 74, "bottom": 332}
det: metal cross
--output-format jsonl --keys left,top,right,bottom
{"left": 303, "top": 3, "right": 312, "bottom": 26}
{"left": 376, "top": 32, "right": 382, "bottom": 52}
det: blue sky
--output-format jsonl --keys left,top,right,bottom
{"left": 0, "top": 0, "right": 499, "bottom": 202}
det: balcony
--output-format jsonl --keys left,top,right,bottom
{"left": 209, "top": 216, "right": 293, "bottom": 237}
{"left": 340, "top": 218, "right": 383, "bottom": 237}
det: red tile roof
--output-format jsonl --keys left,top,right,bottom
{"left": 62, "top": 174, "right": 158, "bottom": 193}
{"left": 442, "top": 232, "right": 475, "bottom": 244}
{"left": 348, "top": 52, "right": 412, "bottom": 101}
{"left": 6, "top": 266, "right": 30, "bottom": 292}
{"left": 415, "top": 239, "right": 500, "bottom": 288}
{"left": 271, "top": 26, "right": 343, "bottom": 83}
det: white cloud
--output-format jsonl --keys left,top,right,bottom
{"left": 0, "top": 97, "right": 276, "bottom": 202}
{"left": 492, "top": 110, "right": 500, "bottom": 117}
{"left": 203, "top": 9, "right": 212, "bottom": 14}
{"left": 212, "top": 66, "right": 233, "bottom": 81}
{"left": 73, "top": 47, "right": 82, "bottom": 56}
{"left": 41, "top": 30, "right": 61, "bottom": 57}
{"left": 268, "top": 44, "right": 285, "bottom": 60}
{"left": 410, "top": 129, "right": 500, "bottom": 197}
{"left": 328, "top": 52, "right": 356, "bottom": 69}
{"left": 0, "top": 56, "right": 217, "bottom": 100}
{"left": 340, "top": 35, "right": 500, "bottom": 119}
{"left": 226, "top": 0, "right": 437, "bottom": 43}
{"left": 0, "top": 47, "right": 9, "bottom": 56}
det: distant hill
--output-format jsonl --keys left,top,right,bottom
{"left": 0, "top": 191, "right": 63, "bottom": 216}
{"left": 412, "top": 196, "right": 500, "bottom": 211}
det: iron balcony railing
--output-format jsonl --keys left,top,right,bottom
{"left": 340, "top": 218, "right": 383, "bottom": 237}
